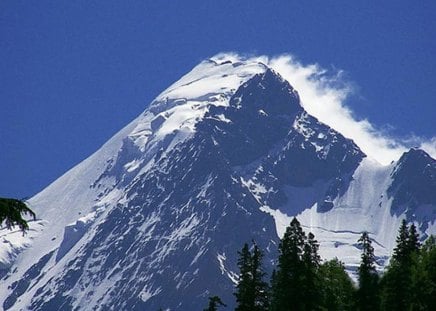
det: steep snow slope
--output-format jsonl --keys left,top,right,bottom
{"left": 0, "top": 54, "right": 435, "bottom": 310}
{"left": 0, "top": 55, "right": 271, "bottom": 310}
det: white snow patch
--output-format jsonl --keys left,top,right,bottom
{"left": 215, "top": 113, "right": 232, "bottom": 123}
{"left": 140, "top": 286, "right": 162, "bottom": 302}
{"left": 217, "top": 252, "right": 239, "bottom": 285}
{"left": 258, "top": 109, "right": 268, "bottom": 116}
{"left": 124, "top": 159, "right": 142, "bottom": 172}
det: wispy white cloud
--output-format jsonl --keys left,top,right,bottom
{"left": 261, "top": 54, "right": 436, "bottom": 164}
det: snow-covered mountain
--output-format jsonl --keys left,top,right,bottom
{"left": 1, "top": 54, "right": 435, "bottom": 310}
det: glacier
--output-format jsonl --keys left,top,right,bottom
{"left": 0, "top": 53, "right": 435, "bottom": 310}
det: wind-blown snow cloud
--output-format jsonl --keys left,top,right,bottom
{"left": 261, "top": 54, "right": 436, "bottom": 164}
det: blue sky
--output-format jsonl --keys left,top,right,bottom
{"left": 1, "top": 1, "right": 435, "bottom": 198}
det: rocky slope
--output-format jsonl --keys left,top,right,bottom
{"left": 0, "top": 54, "right": 434, "bottom": 310}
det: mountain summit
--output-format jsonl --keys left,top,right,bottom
{"left": 1, "top": 54, "right": 435, "bottom": 310}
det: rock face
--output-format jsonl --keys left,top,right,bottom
{"left": 0, "top": 54, "right": 435, "bottom": 310}
{"left": 388, "top": 149, "right": 436, "bottom": 220}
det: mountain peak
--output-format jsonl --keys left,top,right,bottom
{"left": 388, "top": 147, "right": 436, "bottom": 217}
{"left": 398, "top": 147, "right": 434, "bottom": 164}
{"left": 154, "top": 54, "right": 268, "bottom": 105}
{"left": 1, "top": 54, "right": 434, "bottom": 311}
{"left": 208, "top": 52, "right": 268, "bottom": 67}
{"left": 230, "top": 68, "right": 301, "bottom": 115}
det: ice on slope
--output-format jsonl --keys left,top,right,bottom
{"left": 0, "top": 221, "right": 45, "bottom": 270}
{"left": 260, "top": 157, "right": 402, "bottom": 275}
{"left": 127, "top": 56, "right": 267, "bottom": 154}
{"left": 157, "top": 58, "right": 266, "bottom": 101}
{"left": 1, "top": 53, "right": 434, "bottom": 310}
{"left": 0, "top": 55, "right": 268, "bottom": 306}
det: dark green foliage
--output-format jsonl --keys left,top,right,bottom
{"left": 203, "top": 296, "right": 226, "bottom": 311}
{"left": 304, "top": 232, "right": 321, "bottom": 266}
{"left": 408, "top": 223, "right": 420, "bottom": 254}
{"left": 251, "top": 244, "right": 269, "bottom": 310}
{"left": 393, "top": 219, "right": 411, "bottom": 263}
{"left": 0, "top": 197, "right": 35, "bottom": 232}
{"left": 302, "top": 232, "right": 321, "bottom": 310}
{"left": 270, "top": 217, "right": 306, "bottom": 311}
{"left": 409, "top": 236, "right": 436, "bottom": 310}
{"left": 380, "top": 220, "right": 421, "bottom": 310}
{"left": 380, "top": 222, "right": 436, "bottom": 311}
{"left": 235, "top": 243, "right": 252, "bottom": 310}
{"left": 270, "top": 217, "right": 323, "bottom": 311}
{"left": 356, "top": 232, "right": 379, "bottom": 311}
{"left": 380, "top": 261, "right": 406, "bottom": 311}
{"left": 319, "top": 258, "right": 355, "bottom": 310}
{"left": 234, "top": 242, "right": 269, "bottom": 311}
{"left": 231, "top": 217, "right": 436, "bottom": 311}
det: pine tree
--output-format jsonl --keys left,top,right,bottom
{"left": 392, "top": 219, "right": 410, "bottom": 263}
{"left": 270, "top": 269, "right": 277, "bottom": 298}
{"left": 301, "top": 232, "right": 321, "bottom": 310}
{"left": 404, "top": 234, "right": 436, "bottom": 310}
{"left": 407, "top": 223, "right": 420, "bottom": 254}
{"left": 203, "top": 296, "right": 226, "bottom": 311}
{"left": 356, "top": 232, "right": 379, "bottom": 311}
{"left": 319, "top": 258, "right": 355, "bottom": 310}
{"left": 234, "top": 242, "right": 269, "bottom": 311}
{"left": 235, "top": 243, "right": 253, "bottom": 311}
{"left": 304, "top": 232, "right": 321, "bottom": 266}
{"left": 0, "top": 197, "right": 35, "bottom": 232}
{"left": 381, "top": 220, "right": 421, "bottom": 310}
{"left": 270, "top": 217, "right": 306, "bottom": 311}
{"left": 410, "top": 235, "right": 436, "bottom": 310}
{"left": 251, "top": 243, "right": 269, "bottom": 311}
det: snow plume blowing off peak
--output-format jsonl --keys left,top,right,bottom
{"left": 0, "top": 52, "right": 435, "bottom": 311}
{"left": 228, "top": 52, "right": 435, "bottom": 165}
{"left": 146, "top": 51, "right": 435, "bottom": 165}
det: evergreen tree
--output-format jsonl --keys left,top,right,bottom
{"left": 319, "top": 258, "right": 355, "bottom": 311}
{"left": 407, "top": 223, "right": 420, "bottom": 254}
{"left": 0, "top": 197, "right": 35, "bottom": 232}
{"left": 383, "top": 221, "right": 413, "bottom": 310}
{"left": 381, "top": 220, "right": 421, "bottom": 310}
{"left": 235, "top": 243, "right": 253, "bottom": 311}
{"left": 356, "top": 232, "right": 379, "bottom": 311}
{"left": 270, "top": 217, "right": 307, "bottom": 311}
{"left": 408, "top": 235, "right": 435, "bottom": 310}
{"left": 302, "top": 232, "right": 321, "bottom": 310}
{"left": 303, "top": 232, "right": 321, "bottom": 266}
{"left": 203, "top": 296, "right": 226, "bottom": 311}
{"left": 392, "top": 219, "right": 410, "bottom": 262}
{"left": 251, "top": 243, "right": 269, "bottom": 310}
{"left": 234, "top": 242, "right": 269, "bottom": 311}
{"left": 270, "top": 269, "right": 277, "bottom": 298}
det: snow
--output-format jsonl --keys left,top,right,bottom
{"left": 0, "top": 55, "right": 266, "bottom": 273}
{"left": 260, "top": 158, "right": 401, "bottom": 275}
{"left": 140, "top": 286, "right": 162, "bottom": 302}
{"left": 258, "top": 109, "right": 268, "bottom": 116}
{"left": 241, "top": 177, "right": 268, "bottom": 203}
{"left": 217, "top": 252, "right": 239, "bottom": 285}
{"left": 0, "top": 52, "right": 434, "bottom": 310}
{"left": 215, "top": 113, "right": 232, "bottom": 123}
{"left": 293, "top": 112, "right": 315, "bottom": 139}
{"left": 259, "top": 205, "right": 293, "bottom": 238}
{"left": 124, "top": 159, "right": 142, "bottom": 172}
{"left": 155, "top": 57, "right": 266, "bottom": 103}
{"left": 0, "top": 220, "right": 45, "bottom": 269}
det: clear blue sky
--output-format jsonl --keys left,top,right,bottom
{"left": 1, "top": 1, "right": 435, "bottom": 198}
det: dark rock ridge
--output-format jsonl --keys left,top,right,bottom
{"left": 388, "top": 148, "right": 436, "bottom": 225}
{"left": 1, "top": 60, "right": 435, "bottom": 310}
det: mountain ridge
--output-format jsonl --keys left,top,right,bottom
{"left": 0, "top": 54, "right": 434, "bottom": 310}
